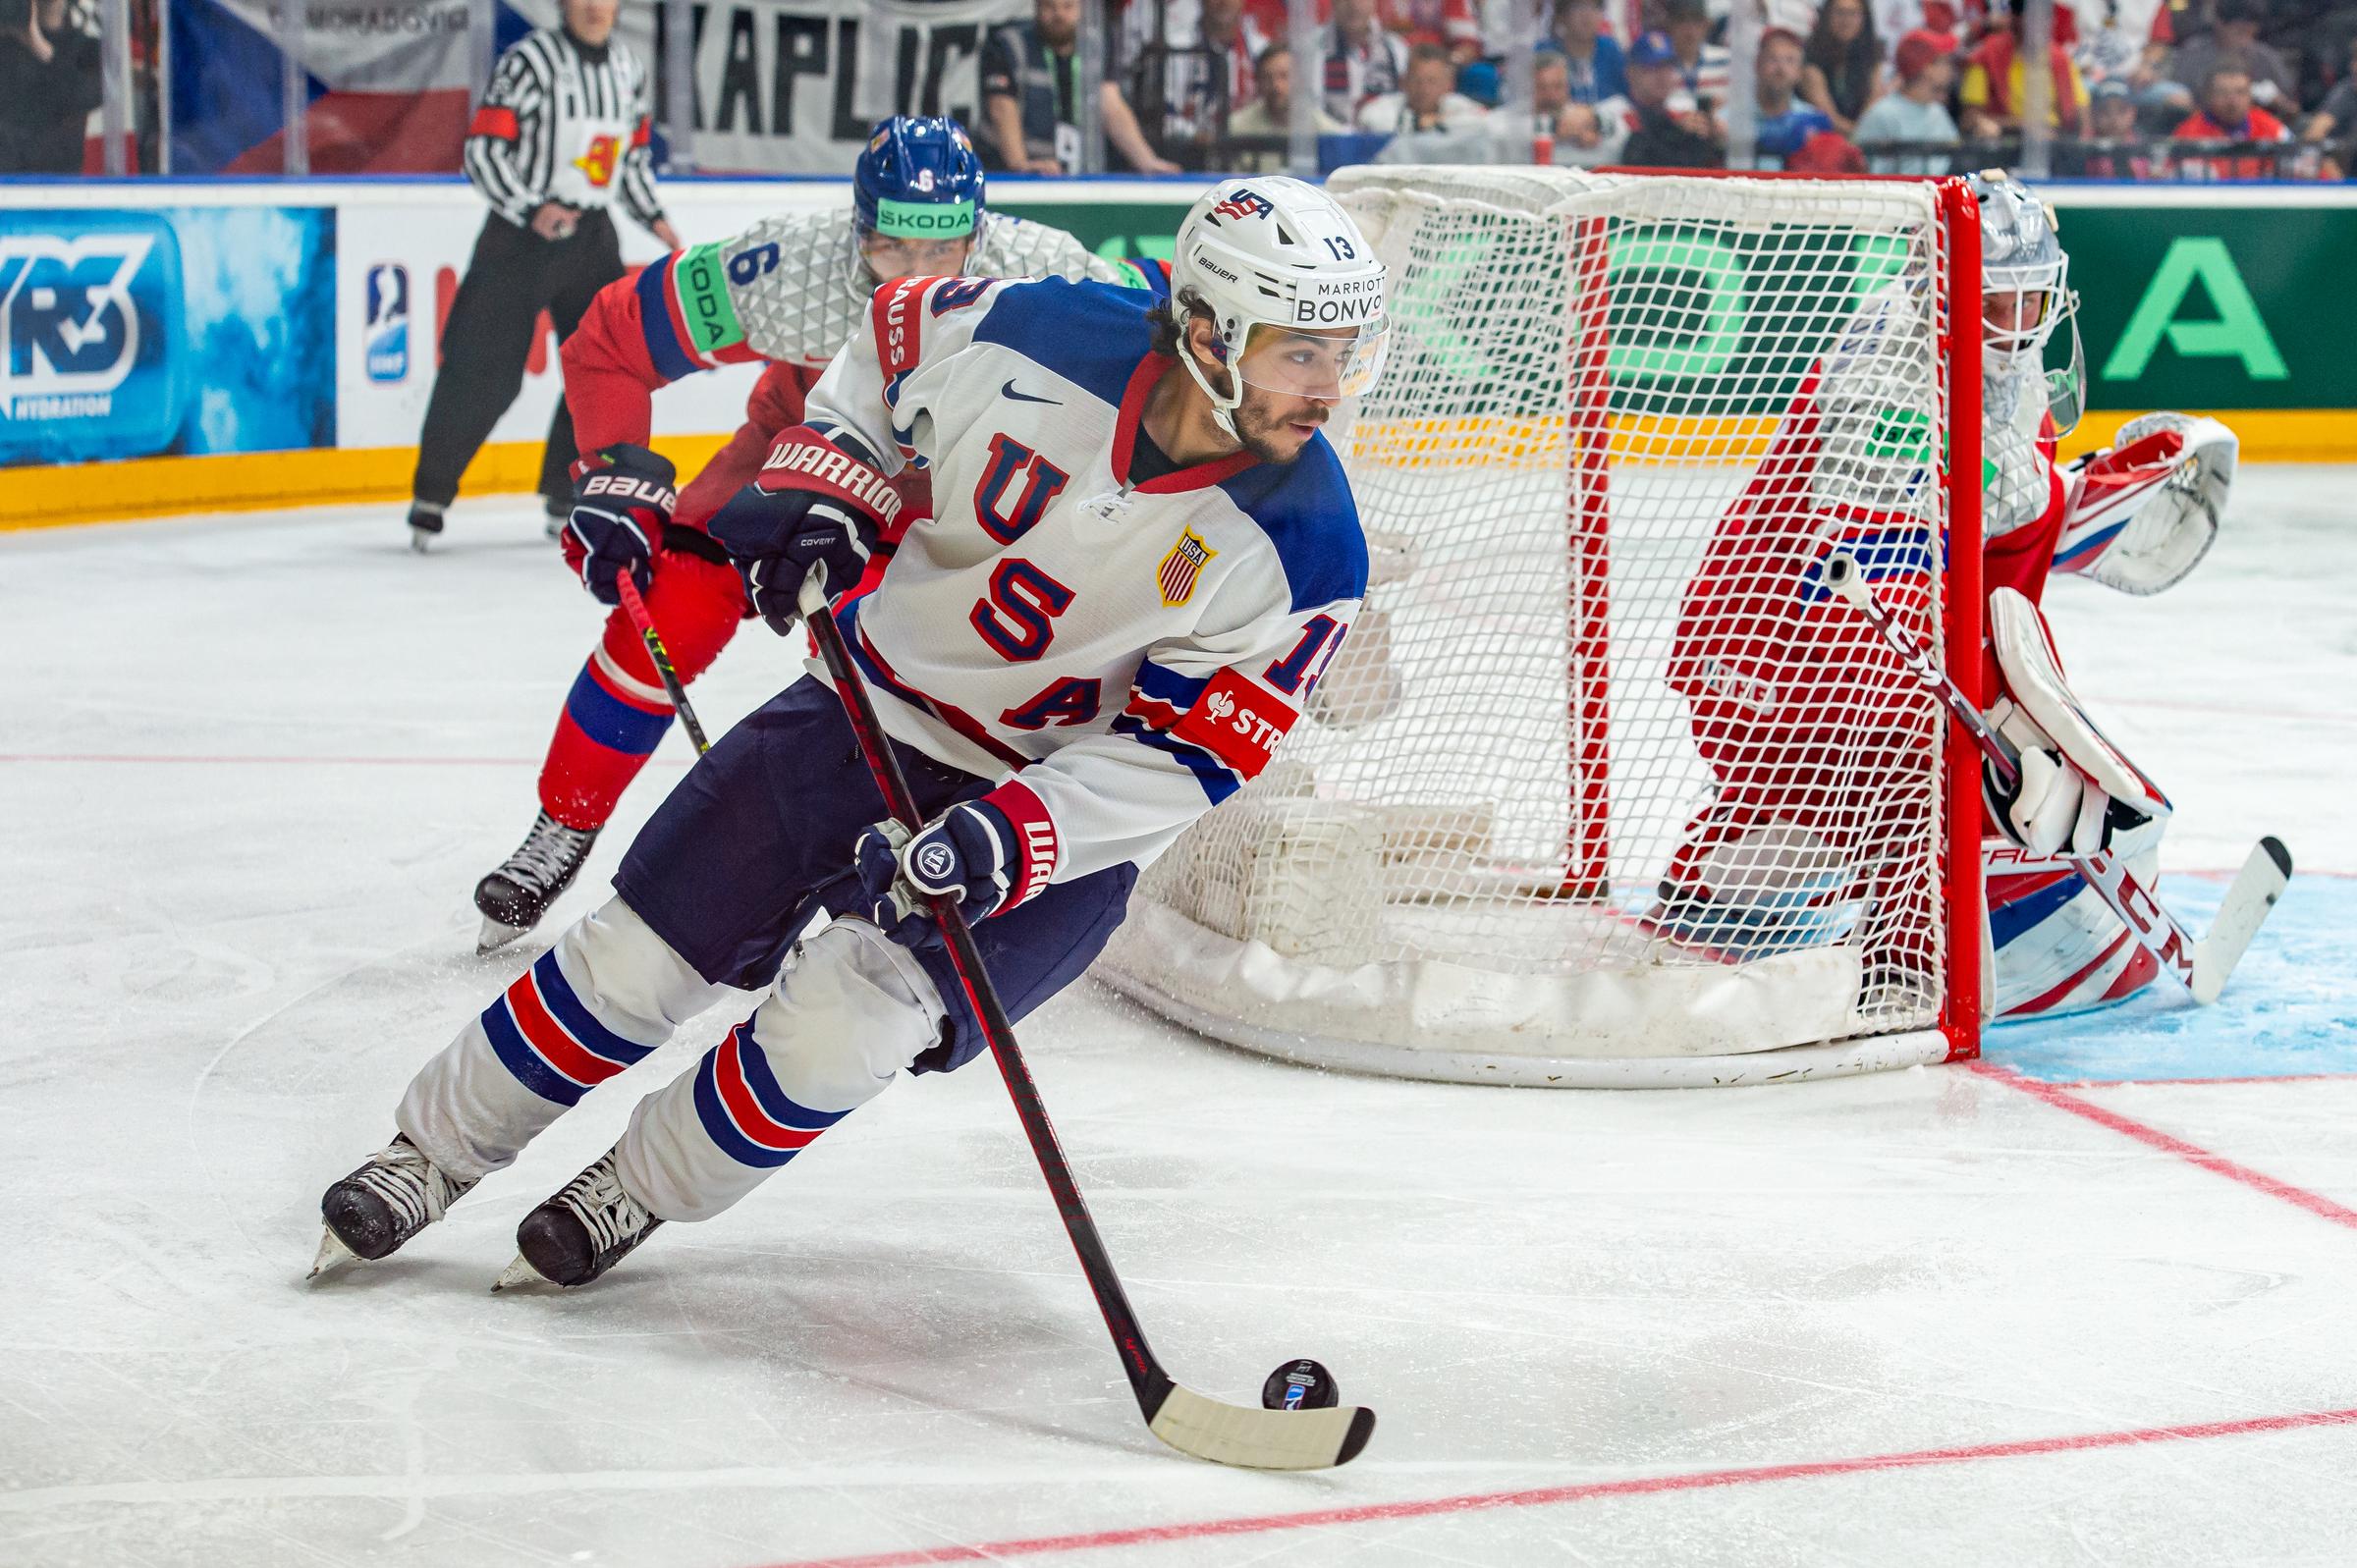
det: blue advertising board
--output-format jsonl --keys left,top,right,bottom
{"left": 0, "top": 205, "right": 336, "bottom": 466}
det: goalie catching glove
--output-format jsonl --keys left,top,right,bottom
{"left": 2052, "top": 412, "right": 2235, "bottom": 596}
{"left": 563, "top": 445, "right": 677, "bottom": 606}
{"left": 708, "top": 426, "right": 899, "bottom": 633}
{"left": 1982, "top": 585, "right": 2171, "bottom": 857}
{"left": 851, "top": 784, "right": 1058, "bottom": 946}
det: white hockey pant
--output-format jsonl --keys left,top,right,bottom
{"left": 396, "top": 896, "right": 948, "bottom": 1221}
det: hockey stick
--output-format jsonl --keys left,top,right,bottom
{"left": 795, "top": 573, "right": 1376, "bottom": 1471}
{"left": 616, "top": 573, "right": 711, "bottom": 755}
{"left": 1824, "top": 553, "right": 2290, "bottom": 1005}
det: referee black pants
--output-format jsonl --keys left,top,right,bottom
{"left": 412, "top": 209, "right": 625, "bottom": 514}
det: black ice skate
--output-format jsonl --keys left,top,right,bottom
{"left": 408, "top": 500, "right": 445, "bottom": 554}
{"left": 311, "top": 1133, "right": 478, "bottom": 1279}
{"left": 473, "top": 810, "right": 600, "bottom": 954}
{"left": 495, "top": 1148, "right": 662, "bottom": 1290}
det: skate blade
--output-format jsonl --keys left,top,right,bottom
{"left": 409, "top": 526, "right": 435, "bottom": 555}
{"left": 476, "top": 916, "right": 530, "bottom": 956}
{"left": 492, "top": 1253, "right": 555, "bottom": 1292}
{"left": 307, "top": 1227, "right": 359, "bottom": 1282}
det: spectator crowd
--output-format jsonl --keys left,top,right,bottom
{"left": 973, "top": 0, "right": 2357, "bottom": 180}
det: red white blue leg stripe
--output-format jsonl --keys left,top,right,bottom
{"left": 480, "top": 950, "right": 654, "bottom": 1107}
{"left": 692, "top": 1020, "right": 853, "bottom": 1168}
{"left": 561, "top": 645, "right": 675, "bottom": 759}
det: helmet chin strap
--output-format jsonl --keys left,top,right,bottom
{"left": 1178, "top": 328, "right": 1245, "bottom": 443}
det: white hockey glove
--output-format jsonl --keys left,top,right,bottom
{"left": 1982, "top": 586, "right": 2171, "bottom": 857}
{"left": 2053, "top": 412, "right": 2234, "bottom": 596}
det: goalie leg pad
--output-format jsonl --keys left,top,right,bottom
{"left": 1650, "top": 815, "right": 1857, "bottom": 957}
{"left": 1987, "top": 818, "right": 2166, "bottom": 1020}
{"left": 1986, "top": 586, "right": 2170, "bottom": 856}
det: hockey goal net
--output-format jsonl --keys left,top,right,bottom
{"left": 1097, "top": 167, "right": 1986, "bottom": 1087}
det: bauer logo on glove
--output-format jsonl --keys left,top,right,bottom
{"left": 578, "top": 468, "right": 678, "bottom": 512}
{"left": 563, "top": 444, "right": 678, "bottom": 608}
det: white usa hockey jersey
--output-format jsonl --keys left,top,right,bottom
{"left": 799, "top": 273, "right": 1368, "bottom": 898}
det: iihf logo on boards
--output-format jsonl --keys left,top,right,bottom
{"left": 364, "top": 263, "right": 410, "bottom": 383}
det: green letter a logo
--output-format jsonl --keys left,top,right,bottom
{"left": 2101, "top": 238, "right": 2288, "bottom": 382}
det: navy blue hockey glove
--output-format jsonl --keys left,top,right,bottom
{"left": 851, "top": 788, "right": 1059, "bottom": 945}
{"left": 708, "top": 427, "right": 898, "bottom": 634}
{"left": 562, "top": 444, "right": 676, "bottom": 606}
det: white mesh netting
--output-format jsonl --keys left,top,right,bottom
{"left": 1098, "top": 168, "right": 1966, "bottom": 1086}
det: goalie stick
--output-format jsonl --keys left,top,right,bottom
{"left": 617, "top": 574, "right": 711, "bottom": 755}
{"left": 1824, "top": 553, "right": 2290, "bottom": 1005}
{"left": 795, "top": 572, "right": 1376, "bottom": 1471}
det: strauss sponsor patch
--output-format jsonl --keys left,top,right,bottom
{"left": 1170, "top": 668, "right": 1297, "bottom": 780}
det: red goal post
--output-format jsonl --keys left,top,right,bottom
{"left": 1098, "top": 168, "right": 1985, "bottom": 1088}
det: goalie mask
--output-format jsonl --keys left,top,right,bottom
{"left": 1966, "top": 170, "right": 2085, "bottom": 432}
{"left": 1170, "top": 178, "right": 1391, "bottom": 440}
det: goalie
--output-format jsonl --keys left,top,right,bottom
{"left": 1660, "top": 172, "right": 2236, "bottom": 1021}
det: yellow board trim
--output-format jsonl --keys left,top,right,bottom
{"left": 2053, "top": 408, "right": 2354, "bottom": 463}
{"left": 0, "top": 434, "right": 735, "bottom": 532}
{"left": 4, "top": 409, "right": 2349, "bottom": 532}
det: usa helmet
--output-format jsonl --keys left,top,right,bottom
{"left": 1169, "top": 177, "right": 1390, "bottom": 438}
{"left": 853, "top": 116, "right": 986, "bottom": 243}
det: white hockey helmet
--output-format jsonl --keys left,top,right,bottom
{"left": 1169, "top": 177, "right": 1390, "bottom": 437}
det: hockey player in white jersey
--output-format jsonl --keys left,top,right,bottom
{"left": 313, "top": 176, "right": 1385, "bottom": 1288}
{"left": 473, "top": 116, "right": 1148, "bottom": 954}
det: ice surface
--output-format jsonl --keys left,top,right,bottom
{"left": 2, "top": 475, "right": 2354, "bottom": 1567}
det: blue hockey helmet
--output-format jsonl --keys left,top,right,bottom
{"left": 853, "top": 117, "right": 986, "bottom": 243}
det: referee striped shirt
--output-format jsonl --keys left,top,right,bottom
{"left": 464, "top": 27, "right": 666, "bottom": 233}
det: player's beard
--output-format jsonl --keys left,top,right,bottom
{"left": 1231, "top": 388, "right": 1328, "bottom": 465}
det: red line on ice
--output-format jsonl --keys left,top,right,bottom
{"left": 1976, "top": 1062, "right": 2357, "bottom": 1231}
{"left": 747, "top": 1406, "right": 2357, "bottom": 1568}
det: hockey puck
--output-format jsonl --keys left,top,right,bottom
{"left": 1261, "top": 1357, "right": 1339, "bottom": 1411}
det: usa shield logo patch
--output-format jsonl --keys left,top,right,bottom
{"left": 1157, "top": 528, "right": 1216, "bottom": 607}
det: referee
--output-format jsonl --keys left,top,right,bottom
{"left": 409, "top": 0, "right": 681, "bottom": 551}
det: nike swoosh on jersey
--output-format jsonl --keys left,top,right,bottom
{"left": 1001, "top": 380, "right": 1061, "bottom": 406}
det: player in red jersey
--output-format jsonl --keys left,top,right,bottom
{"left": 1660, "top": 171, "right": 2236, "bottom": 1020}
